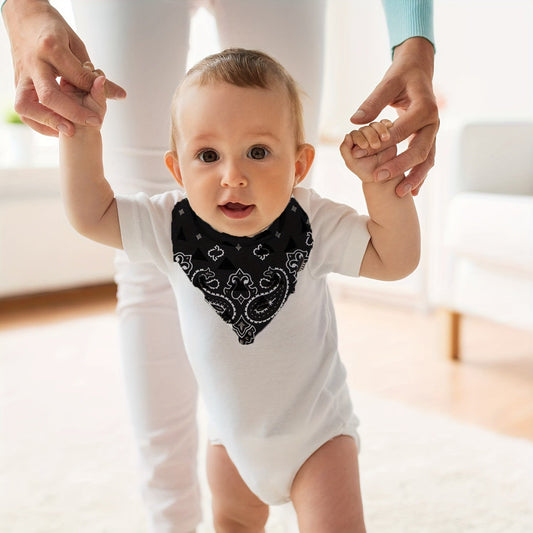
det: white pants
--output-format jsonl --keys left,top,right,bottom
{"left": 70, "top": 1, "right": 326, "bottom": 531}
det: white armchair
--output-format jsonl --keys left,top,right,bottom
{"left": 437, "top": 121, "right": 533, "bottom": 359}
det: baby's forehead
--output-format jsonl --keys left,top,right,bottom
{"left": 170, "top": 75, "right": 302, "bottom": 146}
{"left": 175, "top": 75, "right": 288, "bottom": 102}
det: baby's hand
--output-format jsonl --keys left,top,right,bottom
{"left": 340, "top": 119, "right": 397, "bottom": 183}
{"left": 59, "top": 62, "right": 107, "bottom": 131}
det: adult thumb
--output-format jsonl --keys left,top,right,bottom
{"left": 350, "top": 79, "right": 398, "bottom": 124}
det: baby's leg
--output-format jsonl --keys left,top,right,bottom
{"left": 207, "top": 444, "right": 269, "bottom": 533}
{"left": 291, "top": 435, "right": 366, "bottom": 533}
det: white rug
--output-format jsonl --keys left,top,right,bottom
{"left": 1, "top": 313, "right": 532, "bottom": 532}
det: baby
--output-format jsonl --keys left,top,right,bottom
{"left": 59, "top": 48, "right": 420, "bottom": 532}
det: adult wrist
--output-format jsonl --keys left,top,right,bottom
{"left": 392, "top": 37, "right": 435, "bottom": 77}
{"left": 2, "top": 0, "right": 52, "bottom": 38}
{"left": 2, "top": 0, "right": 50, "bottom": 18}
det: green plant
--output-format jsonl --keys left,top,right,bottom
{"left": 4, "top": 107, "right": 24, "bottom": 124}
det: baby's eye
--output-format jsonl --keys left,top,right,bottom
{"left": 198, "top": 149, "right": 219, "bottom": 163}
{"left": 248, "top": 146, "right": 269, "bottom": 160}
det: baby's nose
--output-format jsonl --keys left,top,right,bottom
{"left": 220, "top": 161, "right": 247, "bottom": 187}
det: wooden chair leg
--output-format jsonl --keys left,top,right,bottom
{"left": 441, "top": 309, "right": 461, "bottom": 361}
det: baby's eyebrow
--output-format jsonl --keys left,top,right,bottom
{"left": 248, "top": 131, "right": 281, "bottom": 143}
{"left": 188, "top": 133, "right": 216, "bottom": 143}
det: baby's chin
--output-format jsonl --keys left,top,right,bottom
{"left": 219, "top": 223, "right": 272, "bottom": 238}
{"left": 213, "top": 218, "right": 274, "bottom": 238}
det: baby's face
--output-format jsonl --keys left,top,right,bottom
{"left": 170, "top": 80, "right": 311, "bottom": 237}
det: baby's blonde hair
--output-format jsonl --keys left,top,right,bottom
{"left": 169, "top": 48, "right": 305, "bottom": 153}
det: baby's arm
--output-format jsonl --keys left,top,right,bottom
{"left": 58, "top": 74, "right": 122, "bottom": 249}
{"left": 340, "top": 120, "right": 420, "bottom": 280}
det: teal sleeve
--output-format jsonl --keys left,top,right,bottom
{"left": 381, "top": 0, "right": 435, "bottom": 54}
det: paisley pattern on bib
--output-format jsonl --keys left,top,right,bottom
{"left": 171, "top": 198, "right": 313, "bottom": 344}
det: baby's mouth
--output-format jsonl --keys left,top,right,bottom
{"left": 219, "top": 202, "right": 254, "bottom": 219}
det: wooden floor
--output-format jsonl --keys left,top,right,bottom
{"left": 1, "top": 283, "right": 532, "bottom": 441}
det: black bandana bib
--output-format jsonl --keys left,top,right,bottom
{"left": 171, "top": 198, "right": 313, "bottom": 345}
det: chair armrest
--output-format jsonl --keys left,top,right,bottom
{"left": 458, "top": 121, "right": 533, "bottom": 195}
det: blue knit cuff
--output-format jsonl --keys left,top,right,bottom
{"left": 382, "top": 0, "right": 435, "bottom": 55}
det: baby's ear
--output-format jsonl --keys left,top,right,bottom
{"left": 294, "top": 143, "right": 315, "bottom": 186}
{"left": 164, "top": 151, "right": 183, "bottom": 186}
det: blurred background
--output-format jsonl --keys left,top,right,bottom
{"left": 1, "top": 2, "right": 532, "bottom": 532}
{"left": 1, "top": 0, "right": 532, "bottom": 310}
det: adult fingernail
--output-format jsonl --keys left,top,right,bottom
{"left": 86, "top": 116, "right": 100, "bottom": 126}
{"left": 57, "top": 123, "right": 70, "bottom": 135}
{"left": 376, "top": 170, "right": 390, "bottom": 181}
{"left": 399, "top": 183, "right": 413, "bottom": 197}
{"left": 351, "top": 109, "right": 366, "bottom": 121}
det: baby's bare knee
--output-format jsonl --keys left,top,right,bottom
{"left": 212, "top": 501, "right": 268, "bottom": 533}
{"left": 294, "top": 508, "right": 366, "bottom": 533}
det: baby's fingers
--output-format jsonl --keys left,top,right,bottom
{"left": 355, "top": 120, "right": 391, "bottom": 151}
{"left": 90, "top": 75, "right": 107, "bottom": 107}
{"left": 340, "top": 133, "right": 360, "bottom": 164}
{"left": 349, "top": 119, "right": 394, "bottom": 159}
{"left": 80, "top": 75, "right": 107, "bottom": 126}
{"left": 347, "top": 129, "right": 370, "bottom": 152}
{"left": 365, "top": 119, "right": 393, "bottom": 146}
{"left": 372, "top": 119, "right": 393, "bottom": 141}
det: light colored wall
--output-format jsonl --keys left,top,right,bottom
{"left": 320, "top": 0, "right": 533, "bottom": 142}
{"left": 434, "top": 0, "right": 533, "bottom": 121}
{"left": 2, "top": 1, "right": 532, "bottom": 126}
{"left": 1, "top": 1, "right": 532, "bottom": 299}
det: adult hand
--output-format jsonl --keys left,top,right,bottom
{"left": 350, "top": 37, "right": 439, "bottom": 197}
{"left": 2, "top": 0, "right": 126, "bottom": 136}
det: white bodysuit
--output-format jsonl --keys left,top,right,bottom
{"left": 116, "top": 186, "right": 370, "bottom": 505}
